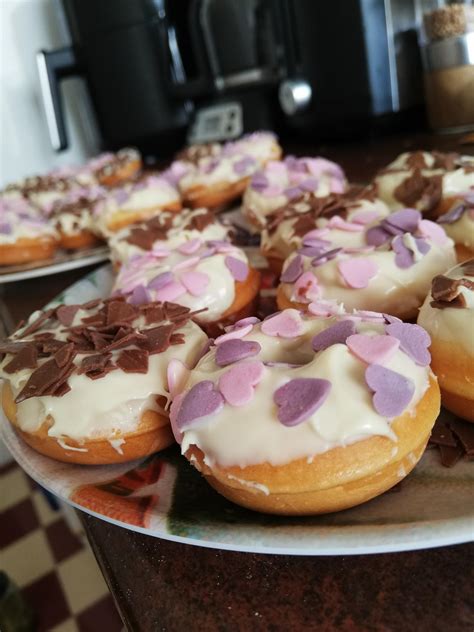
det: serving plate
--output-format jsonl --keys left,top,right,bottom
{"left": 1, "top": 264, "right": 473, "bottom": 555}
{"left": 0, "top": 245, "right": 110, "bottom": 284}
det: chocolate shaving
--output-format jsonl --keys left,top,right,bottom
{"left": 430, "top": 275, "right": 474, "bottom": 309}
{"left": 429, "top": 420, "right": 458, "bottom": 447}
{"left": 54, "top": 343, "right": 76, "bottom": 368}
{"left": 0, "top": 341, "right": 32, "bottom": 355}
{"left": 449, "top": 419, "right": 474, "bottom": 457}
{"left": 106, "top": 300, "right": 138, "bottom": 326}
{"left": 431, "top": 151, "right": 459, "bottom": 171}
{"left": 81, "top": 312, "right": 106, "bottom": 327}
{"left": 20, "top": 308, "right": 55, "bottom": 337}
{"left": 393, "top": 170, "right": 442, "bottom": 213}
{"left": 141, "top": 305, "right": 165, "bottom": 325}
{"left": 40, "top": 339, "right": 67, "bottom": 354}
{"left": 186, "top": 210, "right": 215, "bottom": 232}
{"left": 163, "top": 302, "right": 191, "bottom": 321}
{"left": 405, "top": 151, "right": 428, "bottom": 169}
{"left": 139, "top": 324, "right": 175, "bottom": 353}
{"left": 429, "top": 414, "right": 474, "bottom": 466}
{"left": 78, "top": 353, "right": 112, "bottom": 375}
{"left": 439, "top": 443, "right": 464, "bottom": 468}
{"left": 3, "top": 344, "right": 38, "bottom": 374}
{"left": 15, "top": 357, "right": 75, "bottom": 403}
{"left": 116, "top": 349, "right": 149, "bottom": 373}
{"left": 56, "top": 304, "right": 80, "bottom": 326}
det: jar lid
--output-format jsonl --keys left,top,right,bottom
{"left": 422, "top": 32, "right": 474, "bottom": 71}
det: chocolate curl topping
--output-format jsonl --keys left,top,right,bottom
{"left": 393, "top": 170, "right": 442, "bottom": 214}
{"left": 3, "top": 298, "right": 194, "bottom": 402}
{"left": 430, "top": 274, "right": 474, "bottom": 309}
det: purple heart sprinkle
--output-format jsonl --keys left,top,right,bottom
{"left": 0, "top": 222, "right": 12, "bottom": 235}
{"left": 148, "top": 272, "right": 174, "bottom": 291}
{"left": 175, "top": 380, "right": 224, "bottom": 430}
{"left": 284, "top": 156, "right": 302, "bottom": 171}
{"left": 366, "top": 225, "right": 391, "bottom": 247}
{"left": 311, "top": 247, "right": 343, "bottom": 267}
{"left": 301, "top": 236, "right": 331, "bottom": 248}
{"left": 233, "top": 156, "right": 256, "bottom": 175}
{"left": 250, "top": 172, "right": 269, "bottom": 192}
{"left": 225, "top": 256, "right": 249, "bottom": 281}
{"left": 233, "top": 316, "right": 261, "bottom": 329}
{"left": 285, "top": 186, "right": 303, "bottom": 200}
{"left": 415, "top": 237, "right": 431, "bottom": 256}
{"left": 312, "top": 319, "right": 357, "bottom": 352}
{"left": 114, "top": 189, "right": 129, "bottom": 205}
{"left": 299, "top": 177, "right": 319, "bottom": 192}
{"left": 274, "top": 378, "right": 331, "bottom": 426}
{"left": 298, "top": 245, "right": 329, "bottom": 258}
{"left": 365, "top": 364, "right": 415, "bottom": 418}
{"left": 381, "top": 208, "right": 421, "bottom": 235}
{"left": 215, "top": 339, "right": 261, "bottom": 367}
{"left": 129, "top": 284, "right": 150, "bottom": 305}
{"left": 385, "top": 321, "right": 431, "bottom": 366}
{"left": 392, "top": 235, "right": 414, "bottom": 269}
{"left": 437, "top": 203, "right": 465, "bottom": 224}
{"left": 281, "top": 255, "right": 304, "bottom": 283}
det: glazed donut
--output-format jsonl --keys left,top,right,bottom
{"left": 112, "top": 239, "right": 261, "bottom": 336}
{"left": 418, "top": 259, "right": 474, "bottom": 422}
{"left": 437, "top": 193, "right": 474, "bottom": 262}
{"left": 374, "top": 150, "right": 474, "bottom": 218}
{"left": 94, "top": 174, "right": 182, "bottom": 235}
{"left": 85, "top": 148, "right": 142, "bottom": 187}
{"left": 107, "top": 207, "right": 231, "bottom": 266}
{"left": 277, "top": 208, "right": 456, "bottom": 320}
{"left": 177, "top": 132, "right": 282, "bottom": 210}
{"left": 48, "top": 187, "right": 105, "bottom": 250}
{"left": 242, "top": 156, "right": 347, "bottom": 229}
{"left": 0, "top": 198, "right": 58, "bottom": 265}
{"left": 0, "top": 297, "right": 207, "bottom": 464}
{"left": 170, "top": 309, "right": 440, "bottom": 515}
{"left": 261, "top": 187, "right": 390, "bottom": 273}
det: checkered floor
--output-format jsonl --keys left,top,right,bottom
{"left": 0, "top": 461, "right": 123, "bottom": 631}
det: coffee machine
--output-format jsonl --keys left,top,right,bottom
{"left": 38, "top": 0, "right": 423, "bottom": 156}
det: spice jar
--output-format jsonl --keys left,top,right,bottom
{"left": 418, "top": 1, "right": 474, "bottom": 132}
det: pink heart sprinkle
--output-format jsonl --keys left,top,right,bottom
{"left": 178, "top": 238, "right": 202, "bottom": 255}
{"left": 293, "top": 271, "right": 320, "bottom": 303}
{"left": 338, "top": 258, "right": 378, "bottom": 289}
{"left": 218, "top": 361, "right": 265, "bottom": 406}
{"left": 418, "top": 219, "right": 449, "bottom": 246}
{"left": 308, "top": 300, "right": 341, "bottom": 317}
{"left": 261, "top": 309, "right": 304, "bottom": 338}
{"left": 150, "top": 246, "right": 170, "bottom": 257}
{"left": 303, "top": 228, "right": 330, "bottom": 240}
{"left": 173, "top": 256, "right": 200, "bottom": 272}
{"left": 327, "top": 216, "right": 365, "bottom": 232}
{"left": 180, "top": 270, "right": 210, "bottom": 296}
{"left": 214, "top": 323, "right": 253, "bottom": 345}
{"left": 155, "top": 280, "right": 187, "bottom": 302}
{"left": 346, "top": 333, "right": 400, "bottom": 365}
{"left": 167, "top": 359, "right": 190, "bottom": 397}
{"left": 351, "top": 210, "right": 381, "bottom": 225}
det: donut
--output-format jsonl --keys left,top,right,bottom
{"left": 85, "top": 148, "right": 142, "bottom": 187}
{"left": 242, "top": 156, "right": 347, "bottom": 228}
{"left": 436, "top": 193, "right": 474, "bottom": 262}
{"left": 0, "top": 198, "right": 58, "bottom": 265}
{"left": 374, "top": 150, "right": 474, "bottom": 218}
{"left": 93, "top": 174, "right": 182, "bottom": 235}
{"left": 418, "top": 259, "right": 474, "bottom": 422}
{"left": 169, "top": 309, "right": 440, "bottom": 515}
{"left": 177, "top": 132, "right": 282, "bottom": 210}
{"left": 0, "top": 297, "right": 207, "bottom": 464}
{"left": 261, "top": 187, "right": 390, "bottom": 273}
{"left": 2, "top": 174, "right": 83, "bottom": 214}
{"left": 48, "top": 187, "right": 105, "bottom": 250}
{"left": 107, "top": 207, "right": 231, "bottom": 266}
{"left": 112, "top": 239, "right": 261, "bottom": 336}
{"left": 277, "top": 208, "right": 456, "bottom": 320}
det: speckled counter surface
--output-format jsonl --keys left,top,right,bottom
{"left": 82, "top": 514, "right": 473, "bottom": 632}
{"left": 2, "top": 131, "right": 473, "bottom": 631}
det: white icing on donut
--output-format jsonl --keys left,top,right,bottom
{"left": 0, "top": 198, "right": 58, "bottom": 243}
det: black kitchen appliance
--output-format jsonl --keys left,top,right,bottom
{"left": 38, "top": 0, "right": 423, "bottom": 156}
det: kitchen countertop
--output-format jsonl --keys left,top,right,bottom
{"left": 1, "top": 130, "right": 473, "bottom": 631}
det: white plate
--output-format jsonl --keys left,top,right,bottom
{"left": 1, "top": 264, "right": 473, "bottom": 555}
{"left": 0, "top": 246, "right": 110, "bottom": 284}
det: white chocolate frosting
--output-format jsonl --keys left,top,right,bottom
{"left": 0, "top": 302, "right": 207, "bottom": 443}
{"left": 279, "top": 209, "right": 456, "bottom": 317}
{"left": 113, "top": 240, "right": 250, "bottom": 323}
{"left": 243, "top": 156, "right": 347, "bottom": 227}
{"left": 94, "top": 175, "right": 180, "bottom": 234}
{"left": 173, "top": 311, "right": 432, "bottom": 468}
{"left": 108, "top": 208, "right": 231, "bottom": 265}
{"left": 178, "top": 132, "right": 281, "bottom": 192}
{"left": 261, "top": 194, "right": 390, "bottom": 261}
{"left": 374, "top": 151, "right": 474, "bottom": 211}
{"left": 417, "top": 259, "right": 474, "bottom": 355}
{"left": 0, "top": 198, "right": 58, "bottom": 243}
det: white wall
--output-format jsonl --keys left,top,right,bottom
{"left": 0, "top": 0, "right": 100, "bottom": 187}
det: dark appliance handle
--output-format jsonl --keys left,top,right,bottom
{"left": 36, "top": 46, "right": 81, "bottom": 151}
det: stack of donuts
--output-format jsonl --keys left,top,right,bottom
{"left": 1, "top": 134, "right": 473, "bottom": 516}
